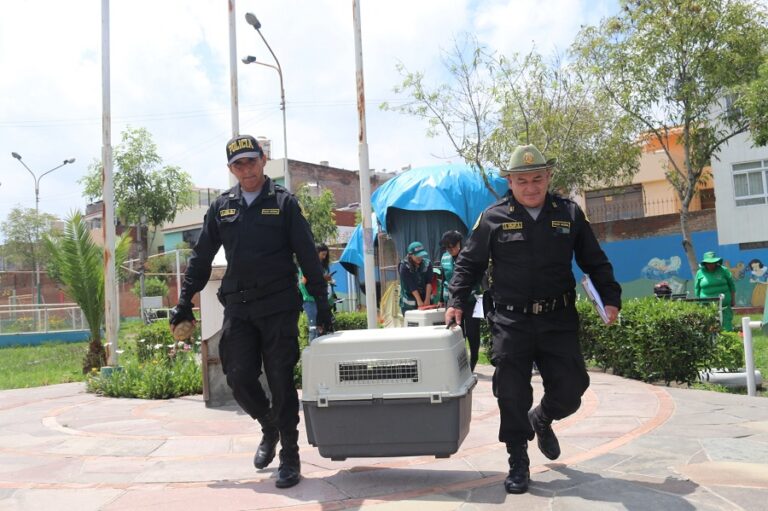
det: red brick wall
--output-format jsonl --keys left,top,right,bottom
{"left": 288, "top": 160, "right": 393, "bottom": 209}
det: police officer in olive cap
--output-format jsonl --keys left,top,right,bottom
{"left": 446, "top": 144, "right": 621, "bottom": 494}
{"left": 169, "top": 134, "right": 333, "bottom": 489}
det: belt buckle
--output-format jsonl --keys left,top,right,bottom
{"left": 532, "top": 302, "right": 542, "bottom": 315}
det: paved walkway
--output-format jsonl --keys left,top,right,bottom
{"left": 0, "top": 367, "right": 767, "bottom": 511}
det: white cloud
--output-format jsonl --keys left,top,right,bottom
{"left": 0, "top": 0, "right": 619, "bottom": 230}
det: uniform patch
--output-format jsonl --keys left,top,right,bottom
{"left": 261, "top": 208, "right": 280, "bottom": 215}
{"left": 502, "top": 221, "right": 523, "bottom": 230}
{"left": 552, "top": 220, "right": 570, "bottom": 234}
{"left": 219, "top": 208, "right": 237, "bottom": 217}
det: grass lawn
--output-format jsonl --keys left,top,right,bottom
{"left": 0, "top": 318, "right": 148, "bottom": 391}
{"left": 0, "top": 341, "right": 89, "bottom": 390}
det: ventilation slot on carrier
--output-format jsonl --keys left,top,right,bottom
{"left": 337, "top": 359, "right": 419, "bottom": 385}
{"left": 457, "top": 351, "right": 469, "bottom": 372}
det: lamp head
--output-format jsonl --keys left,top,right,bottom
{"left": 11, "top": 152, "right": 21, "bottom": 160}
{"left": 242, "top": 55, "right": 257, "bottom": 64}
{"left": 245, "top": 12, "right": 261, "bottom": 30}
{"left": 64, "top": 158, "right": 76, "bottom": 165}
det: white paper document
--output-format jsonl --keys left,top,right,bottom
{"left": 472, "top": 294, "right": 484, "bottom": 318}
{"left": 581, "top": 275, "right": 610, "bottom": 324}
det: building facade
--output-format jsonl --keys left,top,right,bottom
{"left": 576, "top": 129, "right": 715, "bottom": 223}
{"left": 711, "top": 132, "right": 768, "bottom": 246}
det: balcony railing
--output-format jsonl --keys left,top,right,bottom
{"left": 586, "top": 197, "right": 715, "bottom": 223}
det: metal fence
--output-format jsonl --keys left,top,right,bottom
{"left": 0, "top": 303, "right": 88, "bottom": 334}
{"left": 587, "top": 198, "right": 681, "bottom": 223}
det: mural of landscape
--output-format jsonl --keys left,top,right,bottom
{"left": 573, "top": 230, "right": 768, "bottom": 307}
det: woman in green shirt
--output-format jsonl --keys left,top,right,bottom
{"left": 694, "top": 251, "right": 736, "bottom": 331}
{"left": 299, "top": 243, "right": 332, "bottom": 341}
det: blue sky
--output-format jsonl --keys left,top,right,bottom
{"left": 0, "top": 0, "right": 619, "bottom": 228}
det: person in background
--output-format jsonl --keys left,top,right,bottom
{"left": 439, "top": 230, "right": 482, "bottom": 371}
{"left": 168, "top": 134, "right": 332, "bottom": 489}
{"left": 399, "top": 241, "right": 433, "bottom": 315}
{"left": 445, "top": 144, "right": 621, "bottom": 495}
{"left": 299, "top": 243, "right": 333, "bottom": 342}
{"left": 695, "top": 251, "right": 736, "bottom": 331}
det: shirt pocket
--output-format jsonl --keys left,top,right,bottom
{"left": 217, "top": 209, "right": 241, "bottom": 243}
{"left": 497, "top": 231, "right": 525, "bottom": 243}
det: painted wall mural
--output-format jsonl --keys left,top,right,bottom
{"left": 573, "top": 230, "right": 768, "bottom": 307}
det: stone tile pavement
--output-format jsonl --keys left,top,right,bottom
{"left": 0, "top": 366, "right": 766, "bottom": 510}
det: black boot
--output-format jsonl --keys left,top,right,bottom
{"left": 253, "top": 414, "right": 279, "bottom": 470}
{"left": 275, "top": 431, "right": 301, "bottom": 489}
{"left": 504, "top": 443, "right": 530, "bottom": 494}
{"left": 528, "top": 405, "right": 560, "bottom": 460}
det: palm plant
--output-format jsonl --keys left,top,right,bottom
{"left": 44, "top": 212, "right": 131, "bottom": 373}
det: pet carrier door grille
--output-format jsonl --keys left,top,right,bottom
{"left": 337, "top": 358, "right": 420, "bottom": 385}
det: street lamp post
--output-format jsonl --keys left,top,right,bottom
{"left": 10, "top": 152, "right": 76, "bottom": 307}
{"left": 243, "top": 12, "right": 289, "bottom": 191}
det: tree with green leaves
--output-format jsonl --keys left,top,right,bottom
{"left": 574, "top": 0, "right": 768, "bottom": 274}
{"left": 382, "top": 35, "right": 640, "bottom": 198}
{"left": 740, "top": 59, "right": 768, "bottom": 146}
{"left": 0, "top": 206, "right": 60, "bottom": 272}
{"left": 295, "top": 184, "right": 338, "bottom": 244}
{"left": 80, "top": 126, "right": 195, "bottom": 303}
{"left": 44, "top": 212, "right": 131, "bottom": 373}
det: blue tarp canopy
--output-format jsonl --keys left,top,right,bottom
{"left": 371, "top": 164, "right": 508, "bottom": 232}
{"left": 340, "top": 164, "right": 508, "bottom": 275}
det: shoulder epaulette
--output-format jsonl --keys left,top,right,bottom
{"left": 489, "top": 195, "right": 510, "bottom": 208}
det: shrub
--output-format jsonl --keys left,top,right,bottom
{"left": 86, "top": 320, "right": 202, "bottom": 399}
{"left": 710, "top": 331, "right": 744, "bottom": 371}
{"left": 577, "top": 297, "right": 733, "bottom": 385}
{"left": 333, "top": 311, "right": 368, "bottom": 331}
{"left": 132, "top": 277, "right": 169, "bottom": 299}
{"left": 86, "top": 351, "right": 202, "bottom": 399}
{"left": 480, "top": 318, "right": 492, "bottom": 361}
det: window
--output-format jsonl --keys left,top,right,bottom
{"left": 733, "top": 160, "right": 768, "bottom": 206}
{"left": 739, "top": 241, "right": 768, "bottom": 250}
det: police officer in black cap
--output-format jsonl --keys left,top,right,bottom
{"left": 169, "top": 134, "right": 332, "bottom": 489}
{"left": 445, "top": 144, "right": 621, "bottom": 495}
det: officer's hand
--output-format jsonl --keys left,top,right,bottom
{"left": 169, "top": 303, "right": 195, "bottom": 326}
{"left": 316, "top": 305, "right": 335, "bottom": 335}
{"left": 445, "top": 307, "right": 462, "bottom": 329}
{"left": 169, "top": 303, "right": 196, "bottom": 337}
{"left": 604, "top": 305, "right": 620, "bottom": 325}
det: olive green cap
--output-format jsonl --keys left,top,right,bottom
{"left": 500, "top": 144, "right": 557, "bottom": 176}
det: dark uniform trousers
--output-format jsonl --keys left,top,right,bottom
{"left": 490, "top": 304, "right": 590, "bottom": 444}
{"left": 219, "top": 304, "right": 301, "bottom": 434}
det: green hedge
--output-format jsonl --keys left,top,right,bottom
{"left": 86, "top": 320, "right": 203, "bottom": 399}
{"left": 577, "top": 297, "right": 744, "bottom": 385}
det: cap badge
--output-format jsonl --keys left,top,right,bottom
{"left": 523, "top": 152, "right": 535, "bottom": 165}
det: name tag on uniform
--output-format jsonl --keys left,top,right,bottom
{"left": 552, "top": 220, "right": 570, "bottom": 234}
{"left": 502, "top": 221, "right": 523, "bottom": 230}
{"left": 261, "top": 208, "right": 280, "bottom": 215}
{"left": 219, "top": 208, "right": 237, "bottom": 217}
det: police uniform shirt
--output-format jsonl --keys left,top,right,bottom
{"left": 179, "top": 177, "right": 327, "bottom": 317}
{"left": 448, "top": 192, "right": 621, "bottom": 312}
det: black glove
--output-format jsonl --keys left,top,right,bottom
{"left": 169, "top": 303, "right": 195, "bottom": 326}
{"left": 315, "top": 304, "right": 335, "bottom": 335}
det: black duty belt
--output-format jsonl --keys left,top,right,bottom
{"left": 501, "top": 292, "right": 573, "bottom": 315}
{"left": 221, "top": 278, "right": 295, "bottom": 305}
